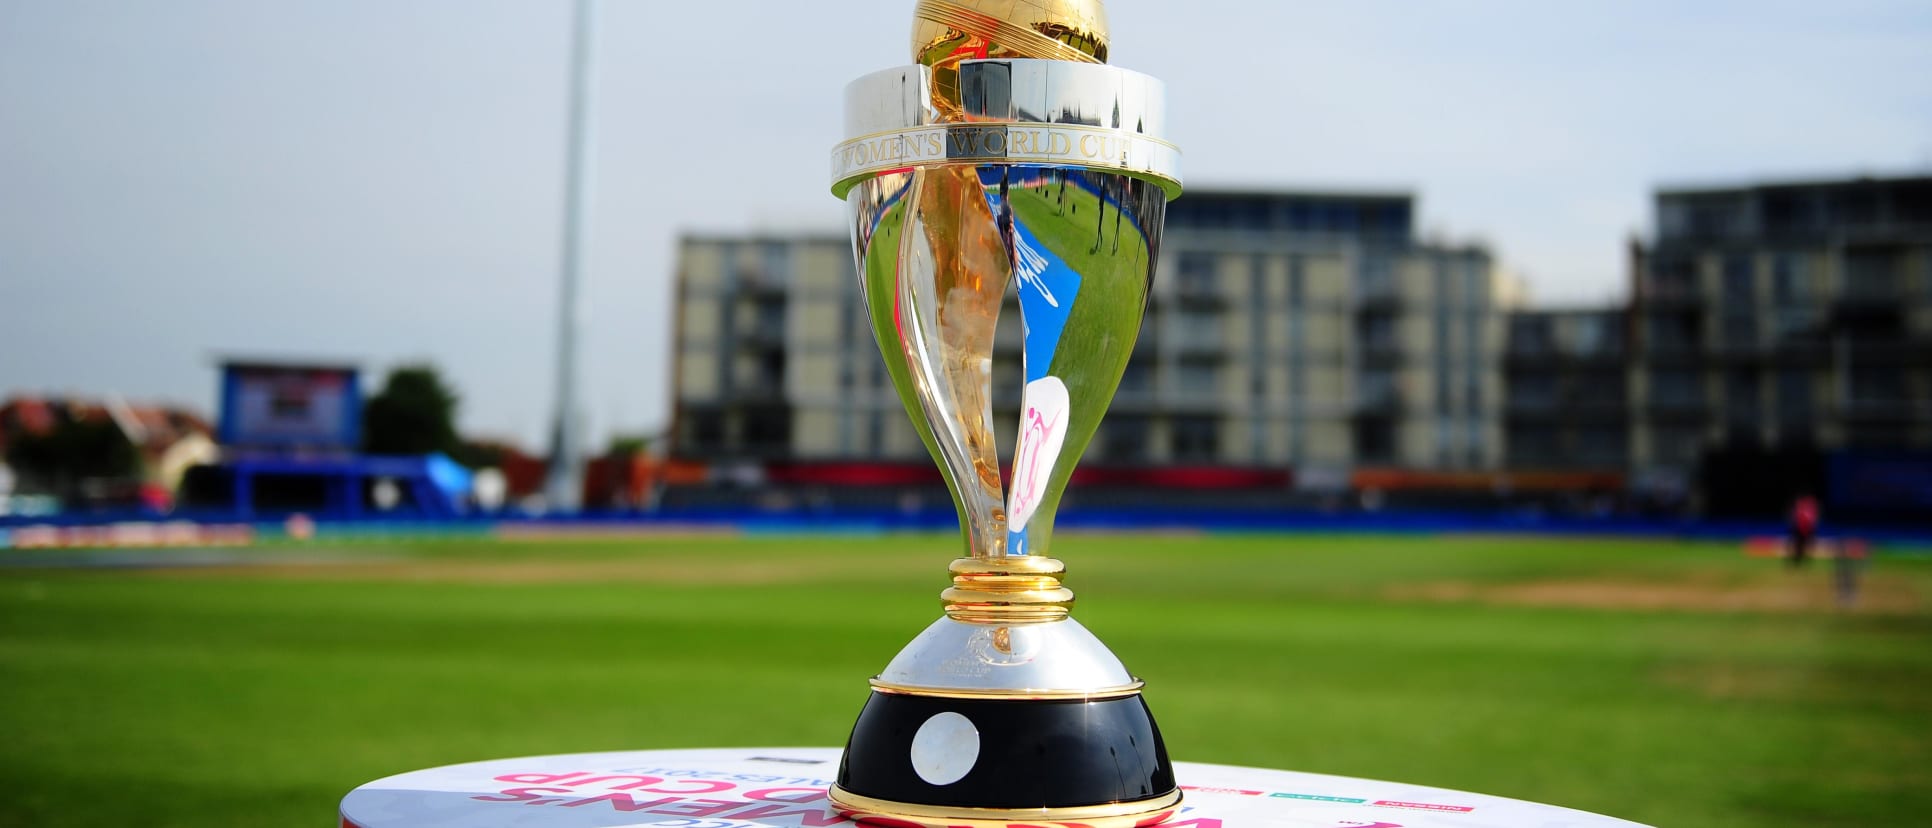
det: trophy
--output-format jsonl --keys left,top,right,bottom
{"left": 827, "top": 2, "right": 1182, "bottom": 826}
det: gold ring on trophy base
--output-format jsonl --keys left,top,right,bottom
{"left": 828, "top": 785, "right": 1183, "bottom": 828}
{"left": 940, "top": 556, "right": 1074, "bottom": 622}
{"left": 868, "top": 677, "right": 1144, "bottom": 701}
{"left": 949, "top": 556, "right": 1065, "bottom": 576}
{"left": 941, "top": 595, "right": 1071, "bottom": 623}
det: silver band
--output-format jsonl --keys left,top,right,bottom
{"left": 843, "top": 65, "right": 937, "bottom": 140}
{"left": 830, "top": 123, "right": 1180, "bottom": 198}
{"left": 833, "top": 59, "right": 1181, "bottom": 199}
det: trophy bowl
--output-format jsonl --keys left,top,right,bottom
{"left": 827, "top": 3, "right": 1181, "bottom": 826}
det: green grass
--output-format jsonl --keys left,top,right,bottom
{"left": 2, "top": 533, "right": 1930, "bottom": 827}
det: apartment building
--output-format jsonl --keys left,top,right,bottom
{"left": 1626, "top": 176, "right": 1932, "bottom": 483}
{"left": 669, "top": 189, "right": 1516, "bottom": 476}
{"left": 1501, "top": 308, "right": 1631, "bottom": 471}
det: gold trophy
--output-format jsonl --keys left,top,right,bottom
{"left": 826, "top": 2, "right": 1183, "bottom": 826}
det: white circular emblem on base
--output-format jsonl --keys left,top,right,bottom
{"left": 909, "top": 711, "right": 979, "bottom": 786}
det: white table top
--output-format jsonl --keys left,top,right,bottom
{"left": 340, "top": 747, "right": 1649, "bottom": 828}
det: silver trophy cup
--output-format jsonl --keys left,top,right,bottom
{"left": 826, "top": 7, "right": 1182, "bottom": 826}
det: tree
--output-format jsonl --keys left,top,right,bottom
{"left": 5, "top": 418, "right": 139, "bottom": 494}
{"left": 362, "top": 365, "right": 460, "bottom": 456}
{"left": 606, "top": 433, "right": 654, "bottom": 456}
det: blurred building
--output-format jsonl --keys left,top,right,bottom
{"left": 1502, "top": 308, "right": 1631, "bottom": 471}
{"left": 0, "top": 394, "right": 216, "bottom": 509}
{"left": 670, "top": 189, "right": 1518, "bottom": 481}
{"left": 1625, "top": 175, "right": 1932, "bottom": 508}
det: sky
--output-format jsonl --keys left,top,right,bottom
{"left": 2, "top": 0, "right": 1928, "bottom": 449}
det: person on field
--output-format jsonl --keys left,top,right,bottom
{"left": 1788, "top": 494, "right": 1819, "bottom": 568}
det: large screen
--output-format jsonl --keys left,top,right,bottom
{"left": 218, "top": 363, "right": 361, "bottom": 449}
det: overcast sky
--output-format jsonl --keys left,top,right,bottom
{"left": 2, "top": 0, "right": 1928, "bottom": 448}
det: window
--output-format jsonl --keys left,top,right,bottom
{"left": 1359, "top": 369, "right": 1398, "bottom": 408}
{"left": 1177, "top": 251, "right": 1217, "bottom": 296}
{"left": 1176, "top": 309, "right": 1223, "bottom": 351}
{"left": 1358, "top": 312, "right": 1397, "bottom": 352}
{"left": 1721, "top": 255, "right": 1754, "bottom": 307}
{"left": 1580, "top": 370, "right": 1627, "bottom": 406}
{"left": 1777, "top": 370, "right": 1812, "bottom": 428}
{"left": 1510, "top": 316, "right": 1555, "bottom": 355}
{"left": 1117, "top": 359, "right": 1153, "bottom": 395}
{"left": 1354, "top": 420, "right": 1396, "bottom": 464}
{"left": 1772, "top": 254, "right": 1807, "bottom": 305}
{"left": 1844, "top": 249, "right": 1900, "bottom": 300}
{"left": 1569, "top": 315, "right": 1615, "bottom": 356}
{"left": 755, "top": 300, "right": 786, "bottom": 338}
{"left": 742, "top": 407, "right": 792, "bottom": 454}
{"left": 1720, "top": 315, "right": 1757, "bottom": 350}
{"left": 1849, "top": 367, "right": 1905, "bottom": 404}
{"left": 1101, "top": 416, "right": 1151, "bottom": 463}
{"left": 759, "top": 242, "right": 792, "bottom": 286}
{"left": 1286, "top": 257, "right": 1305, "bottom": 307}
{"left": 1650, "top": 370, "right": 1703, "bottom": 407}
{"left": 1650, "top": 257, "right": 1698, "bottom": 298}
{"left": 1175, "top": 361, "right": 1220, "bottom": 397}
{"left": 1463, "top": 262, "right": 1489, "bottom": 308}
{"left": 1171, "top": 416, "right": 1220, "bottom": 462}
{"left": 1510, "top": 372, "right": 1558, "bottom": 408}
{"left": 1725, "top": 370, "right": 1760, "bottom": 425}
{"left": 1577, "top": 425, "right": 1628, "bottom": 466}
{"left": 1769, "top": 309, "right": 1821, "bottom": 345}
{"left": 1359, "top": 253, "right": 1395, "bottom": 300}
{"left": 1651, "top": 425, "right": 1704, "bottom": 465}
{"left": 686, "top": 411, "right": 725, "bottom": 453}
{"left": 1508, "top": 424, "right": 1559, "bottom": 464}
{"left": 758, "top": 352, "right": 786, "bottom": 388}
{"left": 1646, "top": 314, "right": 1699, "bottom": 352}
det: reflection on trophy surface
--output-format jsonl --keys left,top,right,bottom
{"left": 828, "top": 1, "right": 1182, "bottom": 826}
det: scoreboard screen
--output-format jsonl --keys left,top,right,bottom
{"left": 218, "top": 362, "right": 361, "bottom": 449}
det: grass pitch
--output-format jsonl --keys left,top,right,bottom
{"left": 2, "top": 532, "right": 1929, "bottom": 827}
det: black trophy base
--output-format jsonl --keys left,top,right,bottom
{"left": 829, "top": 690, "right": 1181, "bottom": 828}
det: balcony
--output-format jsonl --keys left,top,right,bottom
{"left": 1646, "top": 396, "right": 1708, "bottom": 419}
{"left": 1172, "top": 328, "right": 1228, "bottom": 356}
{"left": 1174, "top": 279, "right": 1228, "bottom": 308}
{"left": 1640, "top": 281, "right": 1704, "bottom": 309}
{"left": 735, "top": 269, "right": 789, "bottom": 299}
{"left": 1504, "top": 398, "right": 1561, "bottom": 421}
{"left": 1834, "top": 288, "right": 1901, "bottom": 316}
{"left": 1845, "top": 340, "right": 1926, "bottom": 366}
{"left": 1357, "top": 341, "right": 1405, "bottom": 368}
{"left": 1839, "top": 398, "right": 1921, "bottom": 423}
{"left": 1504, "top": 351, "right": 1562, "bottom": 371}
{"left": 727, "top": 382, "right": 789, "bottom": 404}
{"left": 1354, "top": 282, "right": 1401, "bottom": 312}
{"left": 1352, "top": 385, "right": 1404, "bottom": 416}
{"left": 1639, "top": 337, "right": 1705, "bottom": 365}
{"left": 739, "top": 326, "right": 788, "bottom": 349}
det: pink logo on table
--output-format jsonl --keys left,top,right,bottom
{"left": 1007, "top": 376, "right": 1070, "bottom": 532}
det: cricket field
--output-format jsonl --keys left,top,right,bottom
{"left": 2, "top": 532, "right": 1928, "bottom": 827}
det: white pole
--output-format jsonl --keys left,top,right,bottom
{"left": 545, "top": 0, "right": 595, "bottom": 512}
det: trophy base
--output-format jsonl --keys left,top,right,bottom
{"left": 830, "top": 688, "right": 1179, "bottom": 828}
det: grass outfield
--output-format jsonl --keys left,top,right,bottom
{"left": 2, "top": 533, "right": 1929, "bottom": 827}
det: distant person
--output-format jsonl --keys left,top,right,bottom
{"left": 1834, "top": 539, "right": 1867, "bottom": 608}
{"left": 1788, "top": 494, "right": 1819, "bottom": 568}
